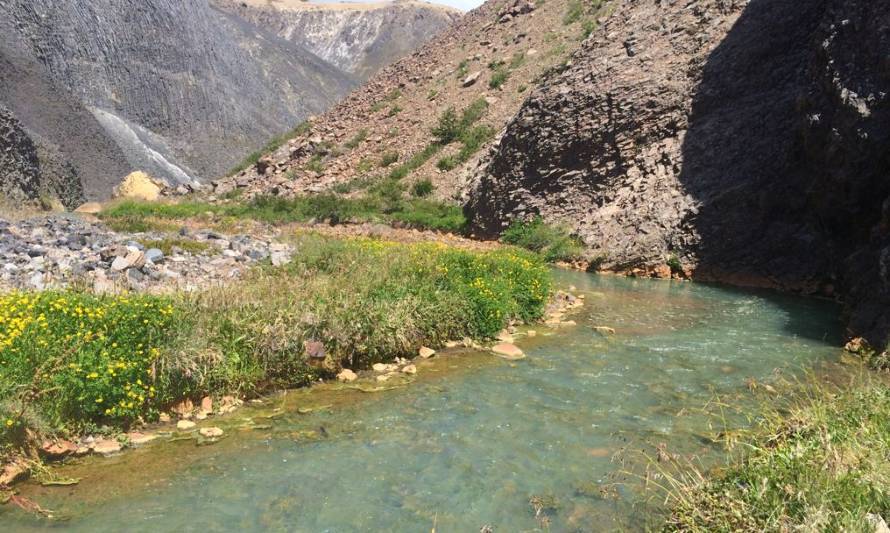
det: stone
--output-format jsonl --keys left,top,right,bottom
{"left": 418, "top": 346, "right": 436, "bottom": 358}
{"left": 113, "top": 171, "right": 163, "bottom": 201}
{"left": 74, "top": 202, "right": 103, "bottom": 215}
{"left": 41, "top": 439, "right": 78, "bottom": 459}
{"left": 652, "top": 264, "right": 672, "bottom": 279}
{"left": 303, "top": 340, "right": 326, "bottom": 360}
{"left": 199, "top": 427, "right": 224, "bottom": 438}
{"left": 372, "top": 363, "right": 397, "bottom": 372}
{"left": 0, "top": 461, "right": 29, "bottom": 485}
{"left": 127, "top": 432, "right": 158, "bottom": 445}
{"left": 376, "top": 373, "right": 392, "bottom": 382}
{"left": 200, "top": 396, "right": 213, "bottom": 414}
{"left": 337, "top": 369, "right": 358, "bottom": 382}
{"left": 176, "top": 420, "right": 196, "bottom": 430}
{"left": 526, "top": 330, "right": 537, "bottom": 337}
{"left": 491, "top": 343, "right": 525, "bottom": 360}
{"left": 170, "top": 398, "right": 194, "bottom": 417}
{"left": 92, "top": 438, "right": 123, "bottom": 455}
{"left": 158, "top": 412, "right": 172, "bottom": 423}
{"left": 144, "top": 248, "right": 165, "bottom": 264}
{"left": 867, "top": 514, "right": 890, "bottom": 533}
{"left": 401, "top": 364, "right": 417, "bottom": 375}
{"left": 218, "top": 395, "right": 242, "bottom": 414}
{"left": 462, "top": 71, "right": 482, "bottom": 87}
{"left": 496, "top": 330, "right": 515, "bottom": 343}
{"left": 593, "top": 326, "right": 616, "bottom": 335}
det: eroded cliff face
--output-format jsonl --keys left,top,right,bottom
{"left": 213, "top": 0, "right": 460, "bottom": 81}
{"left": 467, "top": 0, "right": 890, "bottom": 346}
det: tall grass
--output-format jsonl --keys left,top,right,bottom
{"left": 660, "top": 376, "right": 890, "bottom": 532}
{"left": 0, "top": 236, "right": 551, "bottom": 450}
{"left": 500, "top": 217, "right": 584, "bottom": 262}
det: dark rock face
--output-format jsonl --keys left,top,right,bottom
{"left": 0, "top": 0, "right": 357, "bottom": 200}
{"left": 467, "top": 0, "right": 890, "bottom": 346}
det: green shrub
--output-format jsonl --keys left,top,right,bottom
{"left": 380, "top": 151, "right": 400, "bottom": 168}
{"left": 436, "top": 156, "right": 458, "bottom": 171}
{"left": 344, "top": 129, "right": 368, "bottom": 149}
{"left": 563, "top": 0, "right": 585, "bottom": 24}
{"left": 456, "top": 59, "right": 469, "bottom": 79}
{"left": 136, "top": 238, "right": 212, "bottom": 256}
{"left": 489, "top": 68, "right": 510, "bottom": 89}
{"left": 501, "top": 216, "right": 584, "bottom": 262}
{"left": 387, "top": 144, "right": 442, "bottom": 180}
{"left": 581, "top": 18, "right": 598, "bottom": 39}
{"left": 432, "top": 107, "right": 461, "bottom": 144}
{"left": 411, "top": 180, "right": 435, "bottom": 198}
{"left": 305, "top": 155, "right": 325, "bottom": 174}
{"left": 509, "top": 52, "right": 526, "bottom": 69}
{"left": 356, "top": 157, "right": 375, "bottom": 174}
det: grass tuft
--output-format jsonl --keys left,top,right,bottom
{"left": 500, "top": 217, "right": 584, "bottom": 262}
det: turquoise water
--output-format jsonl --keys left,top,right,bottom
{"left": 4, "top": 271, "right": 843, "bottom": 531}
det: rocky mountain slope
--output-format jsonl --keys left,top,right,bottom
{"left": 466, "top": 0, "right": 890, "bottom": 346}
{"left": 0, "top": 0, "right": 452, "bottom": 206}
{"left": 214, "top": 0, "right": 607, "bottom": 201}
{"left": 213, "top": 0, "right": 460, "bottom": 81}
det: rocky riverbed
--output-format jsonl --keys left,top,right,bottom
{"left": 0, "top": 215, "right": 293, "bottom": 293}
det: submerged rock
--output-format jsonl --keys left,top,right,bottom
{"left": 198, "top": 427, "right": 224, "bottom": 438}
{"left": 176, "top": 420, "right": 196, "bottom": 430}
{"left": 491, "top": 343, "right": 524, "bottom": 360}
{"left": 337, "top": 369, "right": 358, "bottom": 382}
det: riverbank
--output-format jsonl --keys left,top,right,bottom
{"left": 659, "top": 371, "right": 890, "bottom": 531}
{"left": 0, "top": 230, "right": 567, "bottom": 489}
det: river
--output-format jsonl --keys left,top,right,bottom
{"left": 3, "top": 270, "right": 844, "bottom": 531}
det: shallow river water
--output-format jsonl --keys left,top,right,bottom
{"left": 4, "top": 271, "right": 844, "bottom": 531}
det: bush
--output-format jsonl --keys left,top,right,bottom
{"left": 411, "top": 179, "right": 435, "bottom": 198}
{"left": 380, "top": 151, "right": 400, "bottom": 168}
{"left": 500, "top": 217, "right": 584, "bottom": 262}
{"left": 489, "top": 67, "right": 510, "bottom": 89}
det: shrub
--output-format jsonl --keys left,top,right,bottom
{"left": 344, "top": 129, "right": 368, "bottom": 149}
{"left": 489, "top": 68, "right": 510, "bottom": 89}
{"left": 380, "top": 151, "right": 400, "bottom": 168}
{"left": 387, "top": 105, "right": 402, "bottom": 117}
{"left": 432, "top": 108, "right": 461, "bottom": 144}
{"left": 563, "top": 0, "right": 584, "bottom": 24}
{"left": 436, "top": 156, "right": 458, "bottom": 171}
{"left": 500, "top": 217, "right": 584, "bottom": 262}
{"left": 456, "top": 59, "right": 469, "bottom": 79}
{"left": 411, "top": 179, "right": 435, "bottom": 198}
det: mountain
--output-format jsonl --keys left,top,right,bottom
{"left": 216, "top": 0, "right": 890, "bottom": 347}
{"left": 213, "top": 0, "right": 461, "bottom": 81}
{"left": 0, "top": 0, "right": 455, "bottom": 206}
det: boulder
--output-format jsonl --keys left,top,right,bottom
{"left": 127, "top": 432, "right": 158, "bottom": 446}
{"left": 113, "top": 171, "right": 164, "bottom": 201}
{"left": 491, "top": 343, "right": 525, "bottom": 360}
{"left": 462, "top": 71, "right": 482, "bottom": 87}
{"left": 92, "top": 438, "right": 123, "bottom": 455}
{"left": 401, "top": 364, "right": 417, "bottom": 375}
{"left": 176, "top": 420, "right": 196, "bottom": 430}
{"left": 337, "top": 369, "right": 358, "bottom": 382}
{"left": 198, "top": 427, "right": 224, "bottom": 438}
{"left": 418, "top": 346, "right": 436, "bottom": 358}
{"left": 41, "top": 439, "right": 78, "bottom": 459}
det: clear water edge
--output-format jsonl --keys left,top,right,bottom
{"left": 3, "top": 270, "right": 845, "bottom": 532}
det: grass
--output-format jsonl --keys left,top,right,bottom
{"left": 563, "top": 0, "right": 585, "bottom": 24}
{"left": 101, "top": 195, "right": 468, "bottom": 233}
{"left": 344, "top": 129, "right": 368, "bottom": 150}
{"left": 662, "top": 377, "right": 890, "bottom": 532}
{"left": 500, "top": 217, "right": 584, "bottom": 262}
{"left": 228, "top": 122, "right": 310, "bottom": 175}
{"left": 136, "top": 238, "right": 213, "bottom": 256}
{"left": 456, "top": 59, "right": 469, "bottom": 79}
{"left": 304, "top": 155, "right": 325, "bottom": 174}
{"left": 489, "top": 67, "right": 510, "bottom": 89}
{"left": 380, "top": 151, "right": 400, "bottom": 168}
{"left": 1, "top": 236, "right": 551, "bottom": 453}
{"left": 411, "top": 180, "right": 434, "bottom": 198}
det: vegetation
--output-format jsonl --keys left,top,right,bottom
{"left": 304, "top": 155, "right": 325, "bottom": 174}
{"left": 102, "top": 195, "right": 467, "bottom": 233}
{"left": 136, "top": 238, "right": 213, "bottom": 256}
{"left": 380, "top": 151, "right": 400, "bottom": 168}
{"left": 456, "top": 59, "right": 469, "bottom": 79}
{"left": 662, "top": 378, "right": 890, "bottom": 532}
{"left": 489, "top": 67, "right": 510, "bottom": 89}
{"left": 411, "top": 179, "right": 435, "bottom": 198}
{"left": 1, "top": 237, "right": 551, "bottom": 450}
{"left": 344, "top": 129, "right": 368, "bottom": 150}
{"left": 228, "top": 122, "right": 310, "bottom": 175}
{"left": 500, "top": 217, "right": 584, "bottom": 262}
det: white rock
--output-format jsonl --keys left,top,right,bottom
{"left": 199, "top": 427, "right": 224, "bottom": 438}
{"left": 176, "top": 420, "right": 196, "bottom": 430}
{"left": 337, "top": 369, "right": 358, "bottom": 382}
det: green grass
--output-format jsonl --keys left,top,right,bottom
{"left": 344, "top": 129, "right": 368, "bottom": 150}
{"left": 136, "top": 238, "right": 213, "bottom": 256}
{"left": 304, "top": 155, "right": 325, "bottom": 174}
{"left": 228, "top": 122, "right": 310, "bottom": 175}
{"left": 102, "top": 194, "right": 467, "bottom": 233}
{"left": 1, "top": 236, "right": 551, "bottom": 452}
{"left": 500, "top": 217, "right": 584, "bottom": 262}
{"left": 489, "top": 67, "right": 510, "bottom": 89}
{"left": 456, "top": 59, "right": 469, "bottom": 79}
{"left": 380, "top": 151, "right": 400, "bottom": 168}
{"left": 663, "top": 378, "right": 890, "bottom": 532}
{"left": 563, "top": 0, "right": 585, "bottom": 24}
{"left": 411, "top": 180, "right": 434, "bottom": 198}
{"left": 387, "top": 144, "right": 442, "bottom": 180}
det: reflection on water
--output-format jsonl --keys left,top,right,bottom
{"left": 4, "top": 271, "right": 843, "bottom": 532}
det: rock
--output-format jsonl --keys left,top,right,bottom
{"left": 401, "top": 364, "right": 417, "bottom": 375}
{"left": 92, "top": 438, "right": 123, "bottom": 455}
{"left": 867, "top": 514, "right": 890, "bottom": 533}
{"left": 113, "top": 171, "right": 163, "bottom": 201}
{"left": 526, "top": 330, "right": 537, "bottom": 337}
{"left": 303, "top": 340, "right": 326, "bottom": 360}
{"left": 41, "top": 439, "right": 78, "bottom": 459}
{"left": 372, "top": 363, "right": 398, "bottom": 372}
{"left": 376, "top": 373, "right": 392, "bottom": 382}
{"left": 0, "top": 461, "right": 29, "bottom": 485}
{"left": 491, "top": 343, "right": 525, "bottom": 360}
{"left": 593, "top": 326, "right": 616, "bottom": 335}
{"left": 337, "top": 369, "right": 358, "bottom": 382}
{"left": 218, "top": 395, "right": 242, "bottom": 414}
{"left": 74, "top": 202, "right": 103, "bottom": 214}
{"left": 496, "top": 330, "right": 515, "bottom": 343}
{"left": 199, "top": 427, "right": 224, "bottom": 438}
{"left": 127, "top": 432, "right": 158, "bottom": 445}
{"left": 200, "top": 396, "right": 213, "bottom": 414}
{"left": 652, "top": 264, "right": 672, "bottom": 279}
{"left": 418, "top": 346, "right": 436, "bottom": 358}
{"left": 462, "top": 71, "right": 482, "bottom": 87}
{"left": 170, "top": 399, "right": 194, "bottom": 418}
{"left": 144, "top": 248, "right": 165, "bottom": 264}
{"left": 176, "top": 420, "right": 196, "bottom": 430}
{"left": 845, "top": 337, "right": 868, "bottom": 354}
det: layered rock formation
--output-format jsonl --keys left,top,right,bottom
{"left": 466, "top": 0, "right": 890, "bottom": 345}
{"left": 213, "top": 0, "right": 460, "bottom": 81}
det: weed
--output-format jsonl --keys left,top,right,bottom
{"left": 411, "top": 179, "right": 434, "bottom": 198}
{"left": 489, "top": 67, "right": 510, "bottom": 89}
{"left": 380, "top": 151, "right": 400, "bottom": 168}
{"left": 501, "top": 217, "right": 584, "bottom": 262}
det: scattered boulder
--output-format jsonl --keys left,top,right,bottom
{"left": 337, "top": 369, "right": 358, "bottom": 382}
{"left": 176, "top": 420, "right": 196, "bottom": 430}
{"left": 401, "top": 364, "right": 417, "bottom": 375}
{"left": 491, "top": 343, "right": 525, "bottom": 360}
{"left": 198, "top": 427, "right": 224, "bottom": 438}
{"left": 462, "top": 71, "right": 482, "bottom": 87}
{"left": 418, "top": 346, "right": 436, "bottom": 358}
{"left": 113, "top": 171, "right": 164, "bottom": 201}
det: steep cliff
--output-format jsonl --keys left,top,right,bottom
{"left": 214, "top": 0, "right": 460, "bottom": 81}
{"left": 466, "top": 0, "right": 890, "bottom": 345}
